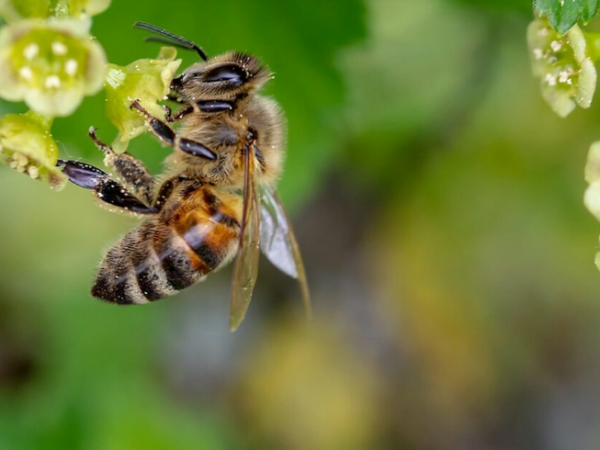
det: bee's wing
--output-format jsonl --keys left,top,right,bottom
{"left": 259, "top": 187, "right": 312, "bottom": 318}
{"left": 229, "top": 142, "right": 261, "bottom": 332}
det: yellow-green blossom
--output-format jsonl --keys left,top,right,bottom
{"left": 104, "top": 47, "right": 181, "bottom": 153}
{"left": 0, "top": 110, "right": 67, "bottom": 190}
{"left": 0, "top": 0, "right": 111, "bottom": 23}
{"left": 0, "top": 19, "right": 106, "bottom": 116}
{"left": 528, "top": 18, "right": 597, "bottom": 117}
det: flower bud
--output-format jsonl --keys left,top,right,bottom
{"left": 0, "top": 0, "right": 111, "bottom": 23}
{"left": 0, "top": 110, "right": 67, "bottom": 189}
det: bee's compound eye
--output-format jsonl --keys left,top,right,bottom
{"left": 203, "top": 64, "right": 247, "bottom": 85}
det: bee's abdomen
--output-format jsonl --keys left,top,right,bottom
{"left": 92, "top": 221, "right": 181, "bottom": 304}
{"left": 91, "top": 212, "right": 239, "bottom": 304}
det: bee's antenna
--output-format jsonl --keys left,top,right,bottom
{"left": 134, "top": 22, "right": 208, "bottom": 61}
{"left": 144, "top": 36, "right": 199, "bottom": 52}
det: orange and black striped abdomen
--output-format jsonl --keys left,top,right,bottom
{"left": 91, "top": 187, "right": 241, "bottom": 304}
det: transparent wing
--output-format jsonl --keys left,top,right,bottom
{"left": 259, "top": 186, "right": 297, "bottom": 278}
{"left": 260, "top": 187, "right": 312, "bottom": 318}
{"left": 229, "top": 142, "right": 260, "bottom": 332}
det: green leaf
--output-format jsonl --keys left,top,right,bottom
{"left": 535, "top": 0, "right": 600, "bottom": 34}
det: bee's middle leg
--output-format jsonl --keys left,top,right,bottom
{"left": 130, "top": 100, "right": 217, "bottom": 161}
{"left": 88, "top": 127, "right": 154, "bottom": 204}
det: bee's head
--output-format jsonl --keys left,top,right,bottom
{"left": 134, "top": 22, "right": 272, "bottom": 102}
{"left": 171, "top": 53, "right": 272, "bottom": 101}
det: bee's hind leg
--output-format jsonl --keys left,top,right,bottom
{"left": 57, "top": 160, "right": 158, "bottom": 215}
{"left": 130, "top": 100, "right": 217, "bottom": 161}
{"left": 88, "top": 127, "right": 154, "bottom": 204}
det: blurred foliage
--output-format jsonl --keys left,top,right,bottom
{"left": 452, "top": 0, "right": 532, "bottom": 13}
{"left": 234, "top": 319, "right": 380, "bottom": 450}
{"left": 3, "top": 0, "right": 600, "bottom": 449}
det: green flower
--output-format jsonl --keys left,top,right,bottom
{"left": 0, "top": 110, "right": 67, "bottom": 190}
{"left": 0, "top": 0, "right": 111, "bottom": 23}
{"left": 104, "top": 47, "right": 181, "bottom": 153}
{"left": 528, "top": 18, "right": 597, "bottom": 117}
{"left": 0, "top": 19, "right": 106, "bottom": 116}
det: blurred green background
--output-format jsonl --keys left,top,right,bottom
{"left": 3, "top": 0, "right": 600, "bottom": 449}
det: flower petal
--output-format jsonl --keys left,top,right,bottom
{"left": 584, "top": 141, "right": 600, "bottom": 184}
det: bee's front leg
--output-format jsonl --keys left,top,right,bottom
{"left": 164, "top": 104, "right": 193, "bottom": 123}
{"left": 57, "top": 160, "right": 158, "bottom": 215}
{"left": 163, "top": 100, "right": 234, "bottom": 123}
{"left": 130, "top": 100, "right": 217, "bottom": 161}
{"left": 88, "top": 127, "right": 154, "bottom": 204}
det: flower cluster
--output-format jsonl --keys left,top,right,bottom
{"left": 0, "top": 0, "right": 183, "bottom": 188}
{"left": 528, "top": 18, "right": 597, "bottom": 117}
{"left": 0, "top": 0, "right": 109, "bottom": 187}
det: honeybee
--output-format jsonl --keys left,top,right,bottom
{"left": 58, "top": 22, "right": 310, "bottom": 331}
